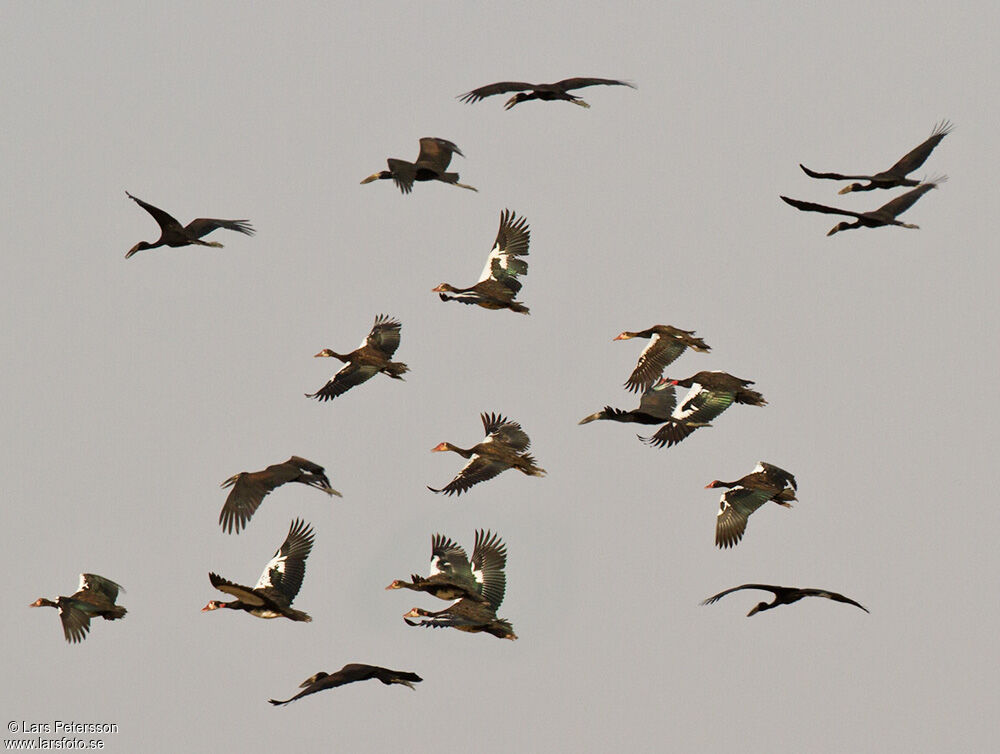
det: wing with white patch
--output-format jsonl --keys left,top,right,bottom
{"left": 715, "top": 487, "right": 773, "bottom": 549}
{"left": 470, "top": 529, "right": 507, "bottom": 610}
{"left": 254, "top": 519, "right": 315, "bottom": 602}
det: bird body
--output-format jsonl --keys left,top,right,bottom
{"left": 614, "top": 325, "right": 710, "bottom": 393}
{"left": 701, "top": 584, "right": 868, "bottom": 616}
{"left": 459, "top": 77, "right": 636, "bottom": 110}
{"left": 404, "top": 599, "right": 517, "bottom": 639}
{"left": 429, "top": 413, "right": 545, "bottom": 496}
{"left": 781, "top": 177, "right": 946, "bottom": 235}
{"left": 387, "top": 530, "right": 507, "bottom": 605}
{"left": 799, "top": 120, "right": 952, "bottom": 193}
{"left": 31, "top": 573, "right": 127, "bottom": 643}
{"left": 269, "top": 664, "right": 423, "bottom": 705}
{"left": 203, "top": 519, "right": 315, "bottom": 621}
{"left": 434, "top": 210, "right": 531, "bottom": 314}
{"left": 219, "top": 456, "right": 340, "bottom": 534}
{"left": 640, "top": 371, "right": 766, "bottom": 448}
{"left": 361, "top": 138, "right": 476, "bottom": 193}
{"left": 125, "top": 192, "right": 253, "bottom": 258}
{"left": 308, "top": 315, "right": 408, "bottom": 401}
{"left": 707, "top": 462, "right": 798, "bottom": 548}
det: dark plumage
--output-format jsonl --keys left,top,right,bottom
{"left": 202, "top": 519, "right": 314, "bottom": 622}
{"left": 269, "top": 664, "right": 422, "bottom": 706}
{"left": 219, "top": 456, "right": 340, "bottom": 534}
{"left": 701, "top": 584, "right": 869, "bottom": 616}
{"left": 360, "top": 137, "right": 476, "bottom": 194}
{"left": 30, "top": 573, "right": 127, "bottom": 643}
{"left": 458, "top": 77, "right": 636, "bottom": 110}
{"left": 613, "top": 325, "right": 711, "bottom": 393}
{"left": 579, "top": 377, "right": 677, "bottom": 426}
{"left": 125, "top": 191, "right": 253, "bottom": 258}
{"left": 386, "top": 530, "right": 507, "bottom": 605}
{"left": 780, "top": 177, "right": 946, "bottom": 236}
{"left": 639, "top": 371, "right": 766, "bottom": 448}
{"left": 428, "top": 413, "right": 545, "bottom": 496}
{"left": 706, "top": 462, "right": 798, "bottom": 549}
{"left": 307, "top": 315, "right": 408, "bottom": 401}
{"left": 799, "top": 120, "right": 952, "bottom": 193}
{"left": 433, "top": 210, "right": 531, "bottom": 314}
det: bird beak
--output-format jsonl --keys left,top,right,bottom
{"left": 578, "top": 414, "right": 599, "bottom": 425}
{"left": 360, "top": 174, "right": 380, "bottom": 184}
{"left": 431, "top": 284, "right": 447, "bottom": 292}
{"left": 837, "top": 185, "right": 854, "bottom": 195}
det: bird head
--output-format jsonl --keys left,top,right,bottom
{"left": 613, "top": 331, "right": 637, "bottom": 340}
{"left": 432, "top": 283, "right": 455, "bottom": 293}
{"left": 838, "top": 183, "right": 862, "bottom": 195}
{"left": 125, "top": 241, "right": 151, "bottom": 259}
{"left": 827, "top": 222, "right": 851, "bottom": 236}
{"left": 431, "top": 442, "right": 451, "bottom": 453}
{"left": 30, "top": 598, "right": 57, "bottom": 608}
{"left": 201, "top": 601, "right": 224, "bottom": 612}
{"left": 360, "top": 171, "right": 390, "bottom": 184}
{"left": 385, "top": 580, "right": 405, "bottom": 591}
{"left": 313, "top": 349, "right": 335, "bottom": 358}
{"left": 747, "top": 602, "right": 768, "bottom": 617}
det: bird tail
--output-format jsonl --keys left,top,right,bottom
{"left": 736, "top": 388, "right": 767, "bottom": 406}
{"left": 441, "top": 173, "right": 478, "bottom": 191}
{"left": 508, "top": 301, "right": 530, "bottom": 314}
{"left": 385, "top": 361, "right": 409, "bottom": 379}
{"left": 104, "top": 606, "right": 127, "bottom": 621}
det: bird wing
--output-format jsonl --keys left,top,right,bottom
{"left": 428, "top": 455, "right": 508, "bottom": 496}
{"left": 674, "top": 385, "right": 734, "bottom": 425}
{"left": 58, "top": 600, "right": 93, "bottom": 643}
{"left": 799, "top": 589, "right": 869, "bottom": 613}
{"left": 78, "top": 573, "right": 123, "bottom": 603}
{"left": 883, "top": 120, "right": 952, "bottom": 176}
{"left": 416, "top": 137, "right": 462, "bottom": 172}
{"left": 625, "top": 335, "right": 688, "bottom": 393}
{"left": 365, "top": 314, "right": 402, "bottom": 356}
{"left": 253, "top": 519, "right": 315, "bottom": 603}
{"left": 384, "top": 159, "right": 416, "bottom": 194}
{"left": 471, "top": 529, "right": 507, "bottom": 610}
{"left": 636, "top": 379, "right": 678, "bottom": 420}
{"left": 429, "top": 533, "right": 472, "bottom": 577}
{"left": 458, "top": 81, "right": 535, "bottom": 103}
{"left": 184, "top": 218, "right": 255, "bottom": 239}
{"left": 308, "top": 362, "right": 380, "bottom": 401}
{"left": 639, "top": 419, "right": 702, "bottom": 448}
{"left": 715, "top": 487, "right": 774, "bottom": 548}
{"left": 208, "top": 572, "right": 267, "bottom": 606}
{"left": 779, "top": 195, "right": 862, "bottom": 219}
{"left": 481, "top": 412, "right": 531, "bottom": 451}
{"left": 126, "top": 192, "right": 184, "bottom": 233}
{"left": 756, "top": 461, "right": 797, "bottom": 491}
{"left": 477, "top": 210, "right": 530, "bottom": 295}
{"left": 798, "top": 164, "right": 868, "bottom": 181}
{"left": 552, "top": 77, "right": 636, "bottom": 92}
{"left": 700, "top": 584, "right": 781, "bottom": 606}
{"left": 871, "top": 180, "right": 942, "bottom": 219}
{"left": 219, "top": 463, "right": 300, "bottom": 534}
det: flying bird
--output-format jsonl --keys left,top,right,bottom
{"left": 428, "top": 413, "right": 545, "bottom": 496}
{"left": 799, "top": 120, "right": 952, "bottom": 193}
{"left": 386, "top": 530, "right": 507, "bottom": 605}
{"left": 706, "top": 462, "right": 797, "bottom": 548}
{"left": 269, "top": 664, "right": 422, "bottom": 706}
{"left": 202, "top": 519, "right": 315, "bottom": 621}
{"left": 433, "top": 210, "right": 532, "bottom": 314}
{"left": 701, "top": 584, "right": 869, "bottom": 616}
{"left": 402, "top": 534, "right": 515, "bottom": 640}
{"left": 30, "top": 573, "right": 126, "bottom": 643}
{"left": 219, "top": 456, "right": 340, "bottom": 534}
{"left": 360, "top": 137, "right": 477, "bottom": 194}
{"left": 579, "top": 377, "right": 677, "bottom": 426}
{"left": 124, "top": 191, "right": 253, "bottom": 258}
{"left": 640, "top": 371, "right": 766, "bottom": 448}
{"left": 780, "top": 177, "right": 946, "bottom": 236}
{"left": 458, "top": 77, "right": 636, "bottom": 110}
{"left": 613, "top": 325, "right": 711, "bottom": 393}
{"left": 307, "top": 315, "right": 408, "bottom": 401}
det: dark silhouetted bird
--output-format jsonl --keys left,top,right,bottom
{"left": 579, "top": 377, "right": 677, "bottom": 426}
{"left": 269, "top": 664, "right": 422, "bottom": 705}
{"left": 429, "top": 413, "right": 545, "bottom": 496}
{"left": 706, "top": 462, "right": 797, "bottom": 548}
{"left": 433, "top": 210, "right": 531, "bottom": 314}
{"left": 386, "top": 530, "right": 506, "bottom": 605}
{"left": 202, "top": 519, "right": 314, "bottom": 622}
{"left": 125, "top": 191, "right": 253, "bottom": 258}
{"left": 780, "top": 177, "right": 946, "bottom": 236}
{"left": 219, "top": 456, "right": 340, "bottom": 534}
{"left": 459, "top": 77, "right": 636, "bottom": 110}
{"left": 613, "top": 325, "right": 710, "bottom": 393}
{"left": 307, "top": 315, "right": 408, "bottom": 401}
{"left": 701, "top": 584, "right": 869, "bottom": 616}
{"left": 30, "top": 573, "right": 127, "bottom": 643}
{"left": 360, "top": 138, "right": 476, "bottom": 194}
{"left": 799, "top": 120, "right": 952, "bottom": 193}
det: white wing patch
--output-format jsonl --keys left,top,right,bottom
{"left": 477, "top": 242, "right": 504, "bottom": 282}
{"left": 673, "top": 384, "right": 703, "bottom": 419}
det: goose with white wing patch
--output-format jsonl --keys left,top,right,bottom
{"left": 386, "top": 530, "right": 506, "bottom": 605}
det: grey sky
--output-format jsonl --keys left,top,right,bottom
{"left": 3, "top": 3, "right": 997, "bottom": 752}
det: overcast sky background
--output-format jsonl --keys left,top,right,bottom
{"left": 3, "top": 3, "right": 998, "bottom": 752}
